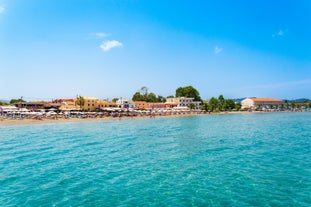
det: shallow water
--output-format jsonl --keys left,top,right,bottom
{"left": 0, "top": 113, "right": 310, "bottom": 206}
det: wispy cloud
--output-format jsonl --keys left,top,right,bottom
{"left": 0, "top": 6, "right": 5, "bottom": 13}
{"left": 278, "top": 30, "right": 284, "bottom": 36}
{"left": 100, "top": 40, "right": 123, "bottom": 51}
{"left": 272, "top": 29, "right": 285, "bottom": 38}
{"left": 93, "top": 32, "right": 109, "bottom": 38}
{"left": 214, "top": 46, "right": 223, "bottom": 54}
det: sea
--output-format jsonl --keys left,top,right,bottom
{"left": 0, "top": 112, "right": 310, "bottom": 206}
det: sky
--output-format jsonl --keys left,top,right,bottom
{"left": 0, "top": 0, "right": 310, "bottom": 101}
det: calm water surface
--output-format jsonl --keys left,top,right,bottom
{"left": 0, "top": 113, "right": 310, "bottom": 206}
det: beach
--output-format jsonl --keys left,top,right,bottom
{"left": 0, "top": 112, "right": 204, "bottom": 125}
{"left": 1, "top": 110, "right": 307, "bottom": 126}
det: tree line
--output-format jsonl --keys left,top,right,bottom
{"left": 131, "top": 86, "right": 241, "bottom": 112}
{"left": 201, "top": 95, "right": 242, "bottom": 112}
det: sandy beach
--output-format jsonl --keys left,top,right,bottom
{"left": 0, "top": 113, "right": 207, "bottom": 126}
{"left": 0, "top": 111, "right": 293, "bottom": 126}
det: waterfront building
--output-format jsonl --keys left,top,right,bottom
{"left": 97, "top": 100, "right": 117, "bottom": 109}
{"left": 165, "top": 97, "right": 201, "bottom": 109}
{"left": 82, "top": 96, "right": 99, "bottom": 111}
{"left": 53, "top": 98, "right": 79, "bottom": 111}
{"left": 15, "top": 101, "right": 61, "bottom": 111}
{"left": 241, "top": 98, "right": 284, "bottom": 110}
{"left": 116, "top": 98, "right": 135, "bottom": 109}
{"left": 133, "top": 101, "right": 169, "bottom": 110}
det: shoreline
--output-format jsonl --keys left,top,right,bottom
{"left": 0, "top": 111, "right": 309, "bottom": 126}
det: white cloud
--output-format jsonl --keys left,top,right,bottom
{"left": 100, "top": 40, "right": 123, "bottom": 51}
{"left": 0, "top": 6, "right": 5, "bottom": 13}
{"left": 272, "top": 29, "right": 285, "bottom": 38}
{"left": 94, "top": 32, "right": 109, "bottom": 38}
{"left": 214, "top": 46, "right": 223, "bottom": 54}
{"left": 278, "top": 30, "right": 284, "bottom": 36}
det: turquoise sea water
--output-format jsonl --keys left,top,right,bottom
{"left": 0, "top": 112, "right": 310, "bottom": 206}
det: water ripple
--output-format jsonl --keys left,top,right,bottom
{"left": 0, "top": 113, "right": 310, "bottom": 206}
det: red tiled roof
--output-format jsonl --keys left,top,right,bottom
{"left": 250, "top": 98, "right": 283, "bottom": 102}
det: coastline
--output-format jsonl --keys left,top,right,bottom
{"left": 0, "top": 110, "right": 308, "bottom": 126}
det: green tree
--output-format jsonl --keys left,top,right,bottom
{"left": 175, "top": 86, "right": 202, "bottom": 101}
{"left": 140, "top": 86, "right": 148, "bottom": 100}
{"left": 218, "top": 95, "right": 225, "bottom": 111}
{"left": 10, "top": 97, "right": 26, "bottom": 104}
{"left": 200, "top": 102, "right": 210, "bottom": 112}
{"left": 112, "top": 98, "right": 119, "bottom": 103}
{"left": 157, "top": 95, "right": 166, "bottom": 103}
{"left": 75, "top": 95, "right": 85, "bottom": 110}
{"left": 224, "top": 99, "right": 235, "bottom": 111}
{"left": 189, "top": 103, "right": 195, "bottom": 110}
{"left": 132, "top": 92, "right": 144, "bottom": 101}
{"left": 146, "top": 93, "right": 157, "bottom": 102}
{"left": 0, "top": 101, "right": 9, "bottom": 106}
{"left": 132, "top": 86, "right": 165, "bottom": 103}
{"left": 235, "top": 102, "right": 242, "bottom": 111}
{"left": 209, "top": 97, "right": 219, "bottom": 112}
{"left": 166, "top": 95, "right": 174, "bottom": 98}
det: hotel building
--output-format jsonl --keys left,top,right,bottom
{"left": 241, "top": 98, "right": 284, "bottom": 110}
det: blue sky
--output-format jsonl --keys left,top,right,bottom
{"left": 0, "top": 0, "right": 310, "bottom": 101}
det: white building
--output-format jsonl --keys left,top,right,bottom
{"left": 166, "top": 97, "right": 201, "bottom": 110}
{"left": 116, "top": 98, "right": 135, "bottom": 109}
{"left": 241, "top": 98, "right": 284, "bottom": 110}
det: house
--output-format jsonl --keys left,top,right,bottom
{"left": 82, "top": 96, "right": 99, "bottom": 111}
{"left": 133, "top": 101, "right": 169, "bottom": 110}
{"left": 241, "top": 98, "right": 284, "bottom": 110}
{"left": 53, "top": 98, "right": 79, "bottom": 111}
{"left": 97, "top": 100, "right": 117, "bottom": 109}
{"left": 165, "top": 97, "right": 201, "bottom": 110}
{"left": 116, "top": 98, "right": 135, "bottom": 109}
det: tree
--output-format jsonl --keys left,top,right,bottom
{"left": 235, "top": 102, "right": 242, "bottom": 111}
{"left": 200, "top": 102, "right": 210, "bottom": 112}
{"left": 10, "top": 97, "right": 26, "bottom": 104}
{"left": 140, "top": 86, "right": 148, "bottom": 100}
{"left": 166, "top": 95, "right": 174, "bottom": 98}
{"left": 189, "top": 103, "right": 195, "bottom": 110}
{"left": 132, "top": 92, "right": 144, "bottom": 101}
{"left": 175, "top": 86, "right": 202, "bottom": 102}
{"left": 112, "top": 98, "right": 119, "bottom": 103}
{"left": 132, "top": 86, "right": 165, "bottom": 103}
{"left": 146, "top": 93, "right": 157, "bottom": 102}
{"left": 209, "top": 97, "right": 219, "bottom": 112}
{"left": 225, "top": 99, "right": 236, "bottom": 111}
{"left": 290, "top": 102, "right": 296, "bottom": 109}
{"left": 75, "top": 95, "right": 85, "bottom": 110}
{"left": 0, "top": 101, "right": 9, "bottom": 106}
{"left": 218, "top": 95, "right": 225, "bottom": 111}
{"left": 157, "top": 95, "right": 166, "bottom": 103}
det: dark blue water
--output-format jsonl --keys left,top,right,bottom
{"left": 0, "top": 113, "right": 310, "bottom": 206}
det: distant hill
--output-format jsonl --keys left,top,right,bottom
{"left": 284, "top": 98, "right": 310, "bottom": 103}
{"left": 233, "top": 97, "right": 248, "bottom": 103}
{"left": 234, "top": 98, "right": 310, "bottom": 103}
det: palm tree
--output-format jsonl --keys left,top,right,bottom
{"left": 75, "top": 95, "right": 85, "bottom": 110}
